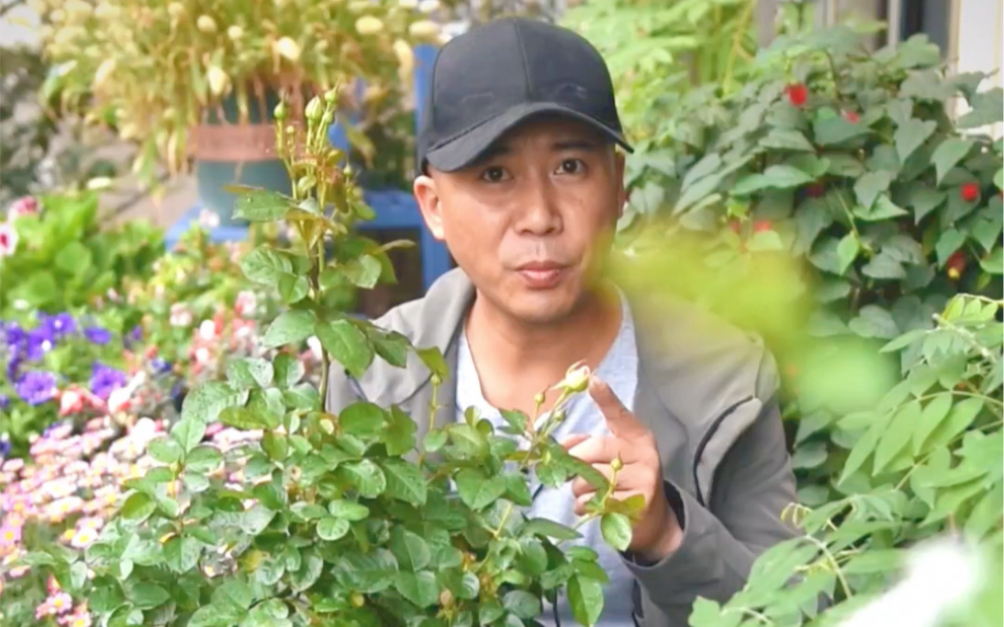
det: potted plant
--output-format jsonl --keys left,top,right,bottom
{"left": 39, "top": 0, "right": 441, "bottom": 225}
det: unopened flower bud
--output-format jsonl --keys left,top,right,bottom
{"left": 557, "top": 361, "right": 590, "bottom": 394}
{"left": 275, "top": 36, "right": 301, "bottom": 62}
{"left": 324, "top": 88, "right": 338, "bottom": 105}
{"left": 305, "top": 96, "right": 324, "bottom": 121}
{"left": 227, "top": 25, "right": 244, "bottom": 40}
{"left": 321, "top": 111, "right": 334, "bottom": 127}
{"left": 431, "top": 373, "right": 442, "bottom": 387}
{"left": 166, "top": 3, "right": 184, "bottom": 19}
{"left": 196, "top": 15, "right": 217, "bottom": 33}
{"left": 533, "top": 392, "right": 545, "bottom": 406}
{"left": 610, "top": 457, "right": 623, "bottom": 472}
{"left": 273, "top": 101, "right": 288, "bottom": 121}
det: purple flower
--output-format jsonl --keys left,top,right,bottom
{"left": 26, "top": 327, "right": 54, "bottom": 361}
{"left": 0, "top": 434, "right": 10, "bottom": 458}
{"left": 39, "top": 312, "right": 76, "bottom": 339}
{"left": 89, "top": 363, "right": 127, "bottom": 400}
{"left": 14, "top": 371, "right": 57, "bottom": 405}
{"left": 84, "top": 327, "right": 112, "bottom": 345}
{"left": 0, "top": 394, "right": 8, "bottom": 410}
{"left": 6, "top": 353, "right": 22, "bottom": 383}
{"left": 3, "top": 321, "right": 26, "bottom": 348}
{"left": 150, "top": 358, "right": 171, "bottom": 375}
{"left": 129, "top": 325, "right": 143, "bottom": 343}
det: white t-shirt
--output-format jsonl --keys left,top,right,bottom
{"left": 455, "top": 295, "right": 639, "bottom": 627}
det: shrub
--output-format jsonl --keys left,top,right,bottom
{"left": 18, "top": 90, "right": 634, "bottom": 627}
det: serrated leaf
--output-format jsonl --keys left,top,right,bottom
{"left": 521, "top": 518, "right": 581, "bottom": 540}
{"left": 273, "top": 353, "right": 305, "bottom": 388}
{"left": 339, "top": 402, "right": 386, "bottom": 436}
{"left": 121, "top": 492, "right": 156, "bottom": 522}
{"left": 454, "top": 468, "right": 506, "bottom": 510}
{"left": 369, "top": 329, "right": 410, "bottom": 368}
{"left": 240, "top": 248, "right": 293, "bottom": 285}
{"left": 894, "top": 118, "right": 936, "bottom": 162}
{"left": 340, "top": 460, "right": 386, "bottom": 498}
{"left": 164, "top": 536, "right": 201, "bottom": 573}
{"left": 381, "top": 459, "right": 427, "bottom": 506}
{"left": 181, "top": 381, "right": 249, "bottom": 425}
{"left": 931, "top": 138, "right": 974, "bottom": 184}
{"left": 503, "top": 590, "right": 541, "bottom": 620}
{"left": 130, "top": 583, "right": 170, "bottom": 609}
{"left": 148, "top": 436, "right": 183, "bottom": 464}
{"left": 390, "top": 527, "right": 431, "bottom": 571}
{"left": 341, "top": 254, "right": 383, "bottom": 288}
{"left": 219, "top": 406, "right": 276, "bottom": 430}
{"left": 316, "top": 319, "right": 373, "bottom": 378}
{"left": 226, "top": 357, "right": 274, "bottom": 390}
{"left": 263, "top": 310, "right": 316, "bottom": 348}
{"left": 395, "top": 571, "right": 439, "bottom": 607}
{"left": 567, "top": 575, "right": 604, "bottom": 626}
{"left": 186, "top": 445, "right": 223, "bottom": 473}
{"left": 848, "top": 305, "right": 900, "bottom": 339}
{"left": 599, "top": 512, "right": 632, "bottom": 552}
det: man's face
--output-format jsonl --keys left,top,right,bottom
{"left": 414, "top": 116, "right": 626, "bottom": 325}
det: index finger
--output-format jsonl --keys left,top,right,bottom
{"left": 588, "top": 375, "right": 650, "bottom": 441}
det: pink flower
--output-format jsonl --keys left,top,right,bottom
{"left": 107, "top": 387, "right": 132, "bottom": 414}
{"left": 7, "top": 196, "right": 39, "bottom": 221}
{"left": 0, "top": 223, "right": 18, "bottom": 257}
{"left": 170, "top": 303, "right": 193, "bottom": 327}
{"left": 235, "top": 290, "right": 257, "bottom": 317}
{"left": 198, "top": 319, "right": 219, "bottom": 341}
{"left": 59, "top": 388, "right": 86, "bottom": 416}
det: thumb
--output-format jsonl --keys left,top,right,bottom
{"left": 588, "top": 375, "right": 647, "bottom": 440}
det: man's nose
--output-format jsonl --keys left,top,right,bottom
{"left": 514, "top": 180, "right": 562, "bottom": 236}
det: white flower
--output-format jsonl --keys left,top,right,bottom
{"left": 227, "top": 25, "right": 243, "bottom": 40}
{"left": 418, "top": 0, "right": 440, "bottom": 13}
{"left": 235, "top": 290, "right": 257, "bottom": 317}
{"left": 0, "top": 223, "right": 19, "bottom": 257}
{"left": 199, "top": 208, "right": 220, "bottom": 229}
{"left": 307, "top": 336, "right": 323, "bottom": 361}
{"left": 170, "top": 303, "right": 193, "bottom": 327}
{"left": 199, "top": 319, "right": 218, "bottom": 341}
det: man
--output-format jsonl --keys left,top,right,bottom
{"left": 326, "top": 17, "right": 797, "bottom": 627}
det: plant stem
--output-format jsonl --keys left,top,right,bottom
{"left": 722, "top": 0, "right": 755, "bottom": 96}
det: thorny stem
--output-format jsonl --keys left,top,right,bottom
{"left": 417, "top": 377, "right": 442, "bottom": 467}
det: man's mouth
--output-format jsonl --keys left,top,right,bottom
{"left": 514, "top": 261, "right": 569, "bottom": 289}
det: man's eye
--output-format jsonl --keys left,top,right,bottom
{"left": 480, "top": 166, "right": 509, "bottom": 182}
{"left": 557, "top": 159, "right": 586, "bottom": 175}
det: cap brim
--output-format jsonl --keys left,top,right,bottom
{"left": 424, "top": 102, "right": 634, "bottom": 173}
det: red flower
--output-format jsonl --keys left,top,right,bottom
{"left": 842, "top": 110, "right": 860, "bottom": 123}
{"left": 960, "top": 182, "right": 980, "bottom": 203}
{"left": 753, "top": 220, "right": 773, "bottom": 233}
{"left": 786, "top": 83, "right": 808, "bottom": 107}
{"left": 806, "top": 182, "right": 826, "bottom": 198}
{"left": 946, "top": 251, "right": 966, "bottom": 280}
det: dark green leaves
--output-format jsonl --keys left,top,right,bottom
{"left": 390, "top": 527, "right": 431, "bottom": 571}
{"left": 893, "top": 118, "right": 936, "bottom": 162}
{"left": 227, "top": 358, "right": 274, "bottom": 389}
{"left": 733, "top": 165, "right": 813, "bottom": 195}
{"left": 503, "top": 590, "right": 541, "bottom": 619}
{"left": 813, "top": 114, "right": 870, "bottom": 145}
{"left": 316, "top": 319, "right": 373, "bottom": 378}
{"left": 241, "top": 248, "right": 293, "bottom": 285}
{"left": 339, "top": 402, "right": 386, "bottom": 436}
{"left": 853, "top": 171, "right": 892, "bottom": 209}
{"left": 567, "top": 575, "right": 604, "bottom": 626}
{"left": 521, "top": 518, "right": 581, "bottom": 541}
{"left": 317, "top": 517, "right": 350, "bottom": 541}
{"left": 148, "top": 437, "right": 183, "bottom": 464}
{"left": 394, "top": 571, "right": 439, "bottom": 607}
{"left": 339, "top": 460, "right": 386, "bottom": 498}
{"left": 931, "top": 138, "right": 974, "bottom": 184}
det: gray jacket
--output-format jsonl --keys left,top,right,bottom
{"left": 325, "top": 268, "right": 798, "bottom": 627}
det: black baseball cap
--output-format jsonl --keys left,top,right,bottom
{"left": 417, "top": 17, "right": 633, "bottom": 173}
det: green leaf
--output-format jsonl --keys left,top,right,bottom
{"left": 862, "top": 251, "right": 906, "bottom": 279}
{"left": 148, "top": 436, "right": 183, "bottom": 464}
{"left": 906, "top": 186, "right": 946, "bottom": 223}
{"left": 183, "top": 385, "right": 247, "bottom": 430}
{"left": 241, "top": 248, "right": 293, "bottom": 285}
{"left": 164, "top": 536, "right": 201, "bottom": 573}
{"left": 454, "top": 469, "right": 506, "bottom": 510}
{"left": 340, "top": 460, "right": 386, "bottom": 498}
{"left": 220, "top": 406, "right": 276, "bottom": 430}
{"left": 733, "top": 165, "right": 813, "bottom": 195}
{"left": 394, "top": 571, "right": 439, "bottom": 607}
{"left": 282, "top": 383, "right": 320, "bottom": 411}
{"left": 848, "top": 305, "right": 900, "bottom": 339}
{"left": 55, "top": 241, "right": 93, "bottom": 275}
{"left": 130, "top": 583, "right": 170, "bottom": 609}
{"left": 316, "top": 319, "right": 373, "bottom": 378}
{"left": 957, "top": 88, "right": 1004, "bottom": 128}
{"left": 599, "top": 513, "right": 632, "bottom": 552}
{"left": 931, "top": 138, "right": 975, "bottom": 184}
{"left": 384, "top": 406, "right": 417, "bottom": 456}
{"left": 89, "top": 578, "right": 125, "bottom": 613}
{"left": 762, "top": 128, "right": 815, "bottom": 152}
{"left": 813, "top": 115, "right": 870, "bottom": 145}
{"left": 912, "top": 394, "right": 954, "bottom": 455}
{"left": 567, "top": 575, "right": 604, "bottom": 626}
{"left": 273, "top": 353, "right": 306, "bottom": 388}
{"left": 980, "top": 247, "right": 1003, "bottom": 275}
{"left": 747, "top": 230, "right": 784, "bottom": 252}
{"left": 369, "top": 329, "right": 410, "bottom": 368}
{"left": 186, "top": 445, "right": 223, "bottom": 473}
{"left": 854, "top": 171, "right": 892, "bottom": 209}
{"left": 341, "top": 254, "right": 383, "bottom": 288}
{"left": 836, "top": 233, "right": 860, "bottom": 275}
{"left": 675, "top": 171, "right": 725, "bottom": 213}
{"left": 339, "top": 402, "right": 386, "bottom": 436}
{"left": 416, "top": 347, "right": 448, "bottom": 378}
{"left": 874, "top": 400, "right": 921, "bottom": 473}
{"left": 390, "top": 526, "right": 431, "bottom": 571}
{"left": 121, "top": 492, "right": 156, "bottom": 522}
{"left": 317, "top": 517, "right": 351, "bottom": 541}
{"left": 262, "top": 430, "right": 288, "bottom": 461}
{"left": 263, "top": 310, "right": 316, "bottom": 348}
{"left": 894, "top": 118, "right": 936, "bottom": 162}
{"left": 503, "top": 590, "right": 541, "bottom": 620}
{"left": 226, "top": 357, "right": 274, "bottom": 390}
{"left": 242, "top": 503, "right": 277, "bottom": 535}
{"left": 328, "top": 499, "right": 370, "bottom": 521}
{"left": 935, "top": 229, "right": 966, "bottom": 267}
{"left": 447, "top": 423, "right": 489, "bottom": 458}
{"left": 927, "top": 398, "right": 985, "bottom": 450}
{"left": 233, "top": 188, "right": 292, "bottom": 222}
{"left": 381, "top": 459, "right": 428, "bottom": 506}
{"left": 521, "top": 518, "right": 581, "bottom": 540}
{"left": 424, "top": 430, "right": 447, "bottom": 452}
{"left": 839, "top": 420, "right": 883, "bottom": 485}
{"left": 278, "top": 273, "right": 310, "bottom": 304}
{"left": 290, "top": 552, "right": 323, "bottom": 593}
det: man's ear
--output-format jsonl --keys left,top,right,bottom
{"left": 413, "top": 173, "right": 446, "bottom": 241}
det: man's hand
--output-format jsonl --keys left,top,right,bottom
{"left": 562, "top": 376, "right": 683, "bottom": 563}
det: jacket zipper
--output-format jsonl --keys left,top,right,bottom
{"left": 691, "top": 395, "right": 753, "bottom": 507}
